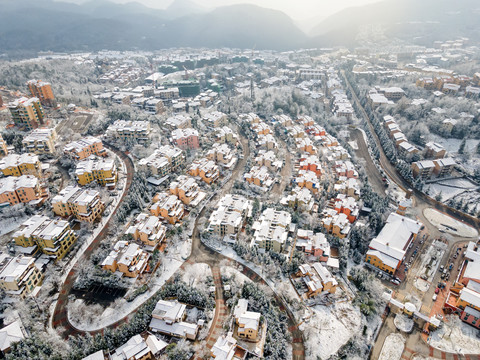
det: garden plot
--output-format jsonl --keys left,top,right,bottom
{"left": 423, "top": 208, "right": 478, "bottom": 238}
{"left": 414, "top": 240, "right": 447, "bottom": 292}
{"left": 428, "top": 315, "right": 480, "bottom": 354}
{"left": 378, "top": 333, "right": 405, "bottom": 360}
{"left": 300, "top": 301, "right": 362, "bottom": 360}
{"left": 394, "top": 313, "right": 414, "bottom": 333}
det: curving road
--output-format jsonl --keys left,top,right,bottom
{"left": 52, "top": 127, "right": 305, "bottom": 359}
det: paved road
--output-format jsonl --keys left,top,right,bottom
{"left": 52, "top": 143, "right": 135, "bottom": 338}
{"left": 52, "top": 128, "right": 306, "bottom": 359}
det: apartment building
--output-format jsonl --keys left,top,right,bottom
{"left": 169, "top": 175, "right": 206, "bottom": 207}
{"left": 244, "top": 166, "right": 274, "bottom": 189}
{"left": 256, "top": 133, "right": 277, "bottom": 150}
{"left": 0, "top": 254, "right": 44, "bottom": 298}
{"left": 64, "top": 136, "right": 106, "bottom": 160}
{"left": 52, "top": 185, "right": 105, "bottom": 223}
{"left": 299, "top": 155, "right": 322, "bottom": 176}
{"left": 294, "top": 170, "right": 320, "bottom": 194}
{"left": 188, "top": 158, "right": 219, "bottom": 184}
{"left": 433, "top": 157, "right": 456, "bottom": 177}
{"left": 27, "top": 80, "right": 56, "bottom": 107}
{"left": 207, "top": 143, "right": 237, "bottom": 168}
{"left": 281, "top": 186, "right": 314, "bottom": 212}
{"left": 0, "top": 134, "right": 9, "bottom": 157}
{"left": 107, "top": 334, "right": 166, "bottom": 360}
{"left": 157, "top": 145, "right": 185, "bottom": 171}
{"left": 0, "top": 153, "right": 42, "bottom": 178}
{"left": 138, "top": 151, "right": 171, "bottom": 177}
{"left": 150, "top": 192, "right": 184, "bottom": 224}
{"left": 321, "top": 209, "right": 351, "bottom": 239}
{"left": 275, "top": 114, "right": 293, "bottom": 127}
{"left": 296, "top": 263, "right": 337, "bottom": 299}
{"left": 203, "top": 111, "right": 228, "bottom": 127}
{"left": 233, "top": 299, "right": 261, "bottom": 341}
{"left": 251, "top": 208, "right": 292, "bottom": 253}
{"left": 8, "top": 97, "right": 45, "bottom": 130}
{"left": 210, "top": 332, "right": 247, "bottom": 360}
{"left": 145, "top": 98, "right": 165, "bottom": 115}
{"left": 22, "top": 128, "right": 57, "bottom": 155}
{"left": 411, "top": 160, "right": 436, "bottom": 179}
{"left": 208, "top": 195, "right": 252, "bottom": 240}
{"left": 107, "top": 120, "right": 151, "bottom": 143}
{"left": 365, "top": 213, "right": 421, "bottom": 275}
{"left": 0, "top": 175, "right": 47, "bottom": 206}
{"left": 165, "top": 114, "right": 192, "bottom": 129}
{"left": 126, "top": 213, "right": 166, "bottom": 249}
{"left": 102, "top": 241, "right": 150, "bottom": 278}
{"left": 295, "top": 230, "right": 330, "bottom": 261}
{"left": 333, "top": 194, "right": 359, "bottom": 223}
{"left": 75, "top": 157, "right": 117, "bottom": 188}
{"left": 149, "top": 299, "right": 200, "bottom": 340}
{"left": 215, "top": 126, "right": 238, "bottom": 144}
{"left": 13, "top": 215, "right": 78, "bottom": 260}
{"left": 255, "top": 150, "right": 282, "bottom": 172}
{"left": 296, "top": 138, "right": 316, "bottom": 155}
{"left": 424, "top": 142, "right": 447, "bottom": 159}
{"left": 171, "top": 128, "right": 200, "bottom": 150}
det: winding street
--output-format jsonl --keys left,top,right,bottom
{"left": 51, "top": 126, "right": 305, "bottom": 359}
{"left": 340, "top": 71, "right": 480, "bottom": 360}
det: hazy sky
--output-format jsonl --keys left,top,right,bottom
{"left": 65, "top": 0, "right": 385, "bottom": 20}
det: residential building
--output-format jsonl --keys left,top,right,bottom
{"left": 138, "top": 151, "right": 171, "bottom": 177}
{"left": 280, "top": 187, "right": 314, "bottom": 212}
{"left": 0, "top": 253, "right": 44, "bottom": 298}
{"left": 64, "top": 136, "right": 106, "bottom": 160}
{"left": 333, "top": 194, "right": 359, "bottom": 223}
{"left": 210, "top": 332, "right": 247, "bottom": 360}
{"left": 442, "top": 83, "right": 460, "bottom": 95}
{"left": 299, "top": 155, "right": 322, "bottom": 176}
{"left": 207, "top": 143, "right": 237, "bottom": 169}
{"left": 109, "top": 334, "right": 167, "bottom": 360}
{"left": 8, "top": 97, "right": 44, "bottom": 130}
{"left": 295, "top": 263, "right": 337, "bottom": 299}
{"left": 424, "top": 142, "right": 447, "bottom": 159}
{"left": 255, "top": 150, "right": 282, "bottom": 172}
{"left": 52, "top": 185, "right": 105, "bottom": 223}
{"left": 169, "top": 175, "right": 206, "bottom": 207}
{"left": 75, "top": 157, "right": 117, "bottom": 188}
{"left": 411, "top": 160, "right": 436, "bottom": 179}
{"left": 22, "top": 127, "right": 57, "bottom": 154}
{"left": 215, "top": 126, "right": 238, "bottom": 144}
{"left": 0, "top": 175, "right": 47, "bottom": 206}
{"left": 295, "top": 230, "right": 330, "bottom": 261}
{"left": 321, "top": 210, "right": 351, "bottom": 239}
{"left": 157, "top": 145, "right": 185, "bottom": 170}
{"left": 145, "top": 98, "right": 165, "bottom": 114}
{"left": 188, "top": 158, "right": 219, "bottom": 184}
{"left": 0, "top": 153, "right": 42, "bottom": 178}
{"left": 203, "top": 111, "right": 228, "bottom": 127}
{"left": 0, "top": 134, "right": 8, "bottom": 157}
{"left": 233, "top": 299, "right": 261, "bottom": 341}
{"left": 171, "top": 128, "right": 200, "bottom": 149}
{"left": 149, "top": 299, "right": 200, "bottom": 340}
{"left": 107, "top": 120, "right": 151, "bottom": 143}
{"left": 126, "top": 213, "right": 166, "bottom": 249}
{"left": 294, "top": 170, "right": 320, "bottom": 194}
{"left": 165, "top": 114, "right": 192, "bottom": 129}
{"left": 102, "top": 241, "right": 150, "bottom": 278}
{"left": 257, "top": 133, "right": 277, "bottom": 150}
{"left": 244, "top": 166, "right": 274, "bottom": 189}
{"left": 433, "top": 157, "right": 456, "bottom": 177}
{"left": 365, "top": 213, "right": 421, "bottom": 275}
{"left": 251, "top": 208, "right": 292, "bottom": 252}
{"left": 0, "top": 321, "right": 25, "bottom": 355}
{"left": 13, "top": 215, "right": 78, "bottom": 260}
{"left": 27, "top": 80, "right": 56, "bottom": 107}
{"left": 150, "top": 192, "right": 184, "bottom": 224}
{"left": 208, "top": 195, "right": 252, "bottom": 240}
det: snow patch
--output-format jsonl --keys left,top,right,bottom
{"left": 428, "top": 315, "right": 480, "bottom": 355}
{"left": 423, "top": 208, "right": 478, "bottom": 238}
{"left": 379, "top": 333, "right": 405, "bottom": 360}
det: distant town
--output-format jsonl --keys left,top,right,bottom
{"left": 0, "top": 41, "right": 479, "bottom": 360}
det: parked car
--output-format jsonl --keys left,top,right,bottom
{"left": 435, "top": 288, "right": 440, "bottom": 294}
{"left": 432, "top": 294, "right": 438, "bottom": 301}
{"left": 439, "top": 265, "right": 444, "bottom": 272}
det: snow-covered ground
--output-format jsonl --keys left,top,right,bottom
{"left": 219, "top": 264, "right": 252, "bottom": 286}
{"left": 0, "top": 216, "right": 27, "bottom": 237}
{"left": 423, "top": 208, "right": 478, "bottom": 238}
{"left": 414, "top": 239, "right": 447, "bottom": 292}
{"left": 181, "top": 263, "right": 212, "bottom": 294}
{"left": 428, "top": 315, "right": 480, "bottom": 355}
{"left": 378, "top": 333, "right": 405, "bottom": 360}
{"left": 429, "top": 135, "right": 480, "bottom": 155}
{"left": 411, "top": 356, "right": 438, "bottom": 360}
{"left": 394, "top": 313, "right": 414, "bottom": 333}
{"left": 300, "top": 301, "right": 362, "bottom": 360}
{"left": 67, "top": 240, "right": 185, "bottom": 331}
